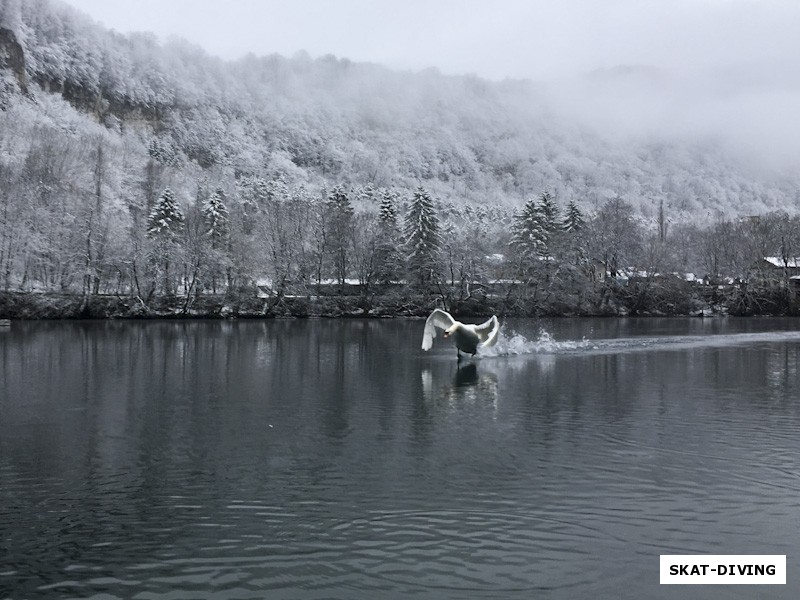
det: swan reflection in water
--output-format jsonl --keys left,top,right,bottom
{"left": 454, "top": 362, "right": 480, "bottom": 387}
{"left": 421, "top": 360, "right": 499, "bottom": 411}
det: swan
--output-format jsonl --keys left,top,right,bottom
{"left": 421, "top": 309, "right": 500, "bottom": 359}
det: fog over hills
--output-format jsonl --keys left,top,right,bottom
{"left": 1, "top": 0, "right": 798, "bottom": 224}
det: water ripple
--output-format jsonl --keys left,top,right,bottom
{"left": 310, "top": 508, "right": 620, "bottom": 593}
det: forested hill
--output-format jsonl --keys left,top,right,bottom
{"left": 1, "top": 0, "right": 798, "bottom": 221}
{"left": 4, "top": 0, "right": 800, "bottom": 319}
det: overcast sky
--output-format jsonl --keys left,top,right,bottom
{"left": 62, "top": 0, "right": 800, "bottom": 82}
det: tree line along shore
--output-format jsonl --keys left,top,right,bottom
{"left": 3, "top": 186, "right": 800, "bottom": 320}
{"left": 0, "top": 188, "right": 800, "bottom": 319}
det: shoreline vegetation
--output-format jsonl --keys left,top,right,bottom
{"left": 5, "top": 183, "right": 800, "bottom": 322}
{"left": 2, "top": 278, "right": 798, "bottom": 320}
{"left": 5, "top": 182, "right": 800, "bottom": 321}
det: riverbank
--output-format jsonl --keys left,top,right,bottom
{"left": 4, "top": 277, "right": 800, "bottom": 320}
{"left": 0, "top": 287, "right": 763, "bottom": 320}
{"left": 0, "top": 291, "right": 487, "bottom": 320}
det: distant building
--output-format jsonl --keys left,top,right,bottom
{"left": 757, "top": 257, "right": 800, "bottom": 289}
{"left": 761, "top": 257, "right": 800, "bottom": 271}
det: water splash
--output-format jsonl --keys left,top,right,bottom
{"left": 482, "top": 327, "right": 590, "bottom": 357}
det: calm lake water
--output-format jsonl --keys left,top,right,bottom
{"left": 2, "top": 317, "right": 800, "bottom": 599}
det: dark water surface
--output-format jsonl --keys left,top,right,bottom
{"left": 2, "top": 317, "right": 800, "bottom": 599}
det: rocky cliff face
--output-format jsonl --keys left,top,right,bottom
{"left": 0, "top": 22, "right": 153, "bottom": 123}
{"left": 0, "top": 26, "right": 27, "bottom": 98}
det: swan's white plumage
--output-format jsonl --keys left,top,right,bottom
{"left": 421, "top": 309, "right": 500, "bottom": 356}
{"left": 422, "top": 308, "right": 455, "bottom": 350}
{"left": 474, "top": 315, "right": 500, "bottom": 347}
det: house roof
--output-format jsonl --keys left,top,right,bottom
{"left": 764, "top": 257, "right": 800, "bottom": 268}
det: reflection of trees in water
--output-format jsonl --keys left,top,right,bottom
{"left": 257, "top": 319, "right": 425, "bottom": 443}
{"left": 765, "top": 345, "right": 799, "bottom": 402}
{"left": 0, "top": 321, "right": 257, "bottom": 594}
{"left": 4, "top": 320, "right": 421, "bottom": 594}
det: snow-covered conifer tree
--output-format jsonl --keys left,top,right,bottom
{"left": 378, "top": 190, "right": 398, "bottom": 228}
{"left": 326, "top": 185, "right": 354, "bottom": 285}
{"left": 512, "top": 191, "right": 563, "bottom": 261}
{"left": 562, "top": 199, "right": 585, "bottom": 232}
{"left": 374, "top": 189, "right": 402, "bottom": 284}
{"left": 538, "top": 190, "right": 560, "bottom": 237}
{"left": 404, "top": 187, "right": 441, "bottom": 288}
{"left": 202, "top": 188, "right": 229, "bottom": 247}
{"left": 511, "top": 197, "right": 546, "bottom": 257}
{"left": 146, "top": 188, "right": 185, "bottom": 295}
{"left": 147, "top": 188, "right": 184, "bottom": 238}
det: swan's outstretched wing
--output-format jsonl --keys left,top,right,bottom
{"left": 421, "top": 309, "right": 455, "bottom": 350}
{"left": 475, "top": 315, "right": 500, "bottom": 348}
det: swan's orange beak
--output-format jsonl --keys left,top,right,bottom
{"left": 443, "top": 331, "right": 450, "bottom": 338}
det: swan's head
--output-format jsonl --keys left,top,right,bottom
{"left": 443, "top": 324, "right": 459, "bottom": 338}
